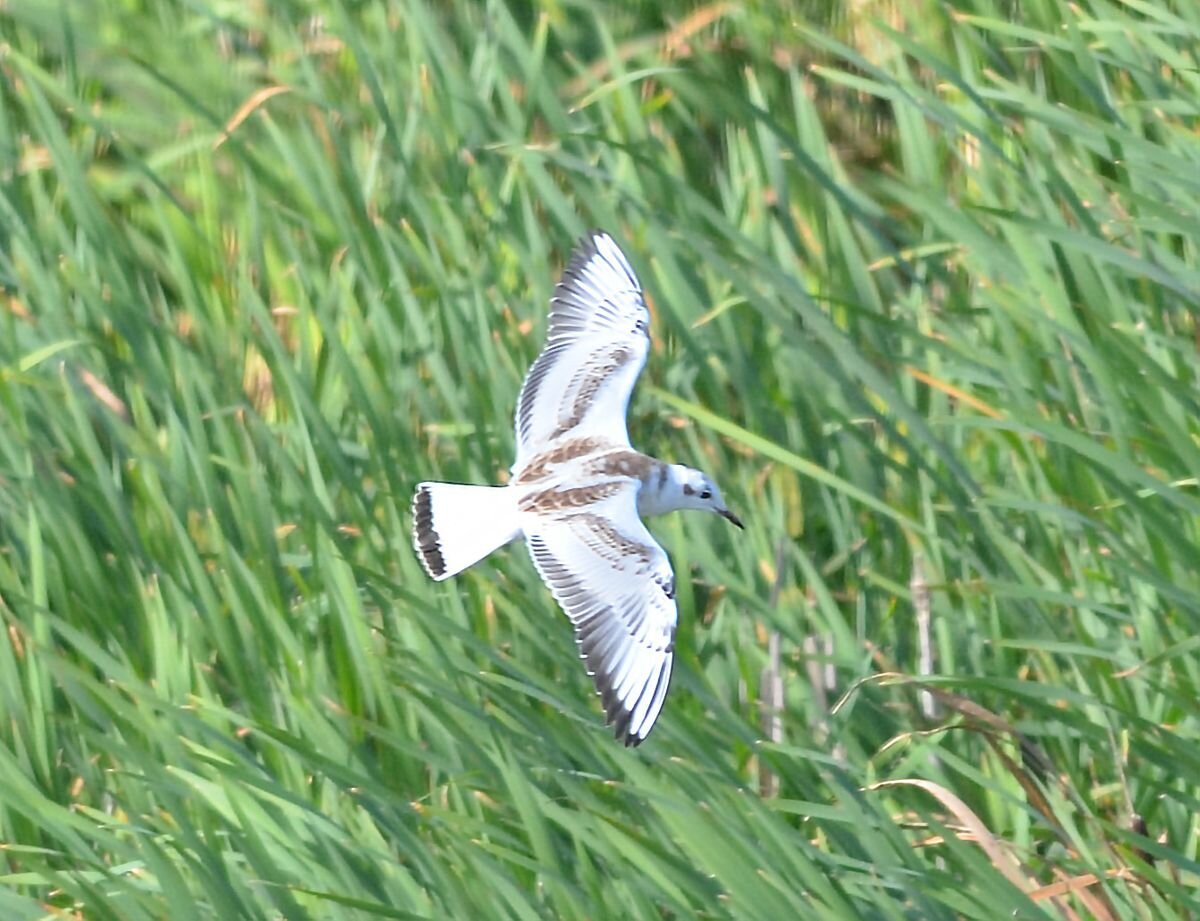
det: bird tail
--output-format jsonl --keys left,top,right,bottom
{"left": 411, "top": 482, "right": 521, "bottom": 581}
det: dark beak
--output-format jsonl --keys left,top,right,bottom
{"left": 719, "top": 508, "right": 744, "bottom": 529}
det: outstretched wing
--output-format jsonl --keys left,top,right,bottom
{"left": 513, "top": 231, "right": 650, "bottom": 469}
{"left": 522, "top": 481, "right": 676, "bottom": 746}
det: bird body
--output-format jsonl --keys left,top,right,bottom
{"left": 413, "top": 231, "right": 741, "bottom": 745}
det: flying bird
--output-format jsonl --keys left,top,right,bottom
{"left": 412, "top": 230, "right": 742, "bottom": 745}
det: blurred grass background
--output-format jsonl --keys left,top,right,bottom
{"left": 1, "top": 0, "right": 1199, "bottom": 917}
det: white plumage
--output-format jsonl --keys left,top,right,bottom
{"left": 413, "top": 230, "right": 742, "bottom": 746}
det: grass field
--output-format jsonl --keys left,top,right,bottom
{"left": 2, "top": 0, "right": 1199, "bottom": 917}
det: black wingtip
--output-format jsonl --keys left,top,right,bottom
{"left": 565, "top": 229, "right": 610, "bottom": 273}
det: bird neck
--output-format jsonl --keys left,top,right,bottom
{"left": 636, "top": 462, "right": 687, "bottom": 518}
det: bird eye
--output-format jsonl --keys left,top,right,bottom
{"left": 700, "top": 489, "right": 712, "bottom": 500}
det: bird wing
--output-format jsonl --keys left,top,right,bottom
{"left": 513, "top": 231, "right": 650, "bottom": 469}
{"left": 522, "top": 479, "right": 676, "bottom": 745}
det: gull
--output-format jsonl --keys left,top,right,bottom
{"left": 412, "top": 230, "right": 742, "bottom": 746}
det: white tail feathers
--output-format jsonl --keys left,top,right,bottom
{"left": 412, "top": 482, "right": 521, "bottom": 580}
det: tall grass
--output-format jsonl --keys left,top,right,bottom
{"left": 1, "top": 0, "right": 1198, "bottom": 917}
